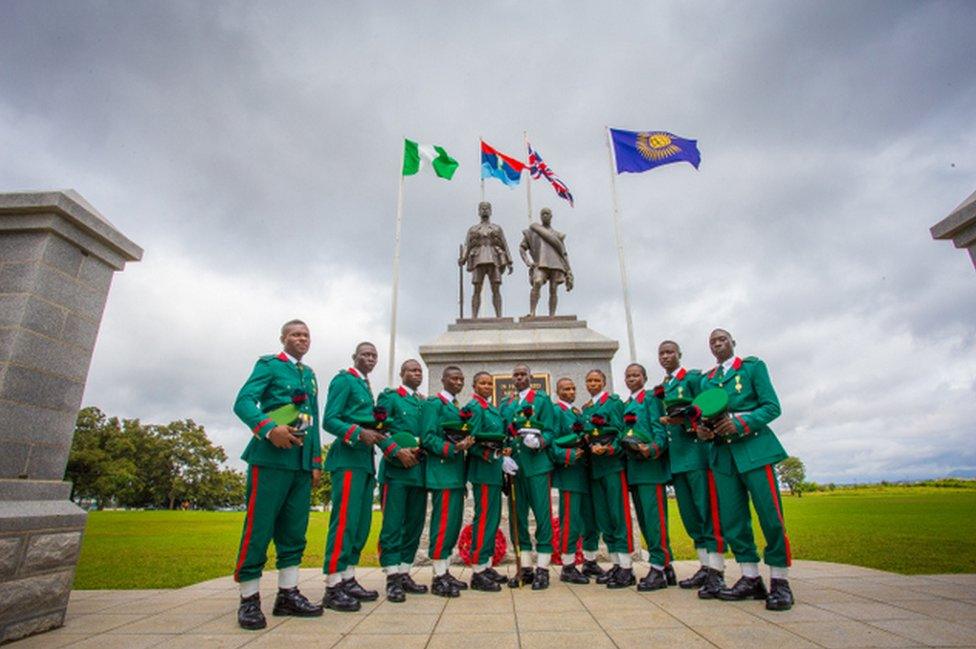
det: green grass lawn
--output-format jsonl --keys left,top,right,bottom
{"left": 74, "top": 486, "right": 976, "bottom": 589}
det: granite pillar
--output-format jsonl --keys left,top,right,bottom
{"left": 0, "top": 190, "right": 142, "bottom": 643}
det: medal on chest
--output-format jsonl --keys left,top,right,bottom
{"left": 734, "top": 375, "right": 743, "bottom": 393}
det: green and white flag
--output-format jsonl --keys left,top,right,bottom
{"left": 402, "top": 139, "right": 458, "bottom": 179}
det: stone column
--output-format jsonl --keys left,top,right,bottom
{"left": 0, "top": 190, "right": 142, "bottom": 643}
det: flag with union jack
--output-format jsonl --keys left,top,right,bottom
{"left": 527, "top": 143, "right": 574, "bottom": 207}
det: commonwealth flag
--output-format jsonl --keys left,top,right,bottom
{"left": 609, "top": 129, "right": 701, "bottom": 174}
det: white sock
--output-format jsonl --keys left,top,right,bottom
{"left": 277, "top": 565, "right": 299, "bottom": 590}
{"left": 399, "top": 562, "right": 412, "bottom": 574}
{"left": 709, "top": 552, "right": 726, "bottom": 571}
{"left": 562, "top": 553, "right": 576, "bottom": 566}
{"left": 618, "top": 554, "right": 633, "bottom": 569}
{"left": 583, "top": 550, "right": 597, "bottom": 561}
{"left": 650, "top": 563, "right": 664, "bottom": 571}
{"left": 537, "top": 554, "right": 551, "bottom": 569}
{"left": 476, "top": 562, "right": 490, "bottom": 572}
{"left": 740, "top": 562, "right": 760, "bottom": 578}
{"left": 383, "top": 565, "right": 398, "bottom": 576}
{"left": 697, "top": 548, "right": 709, "bottom": 567}
{"left": 326, "top": 573, "right": 342, "bottom": 587}
{"left": 239, "top": 578, "right": 260, "bottom": 598}
{"left": 432, "top": 559, "right": 448, "bottom": 576}
{"left": 770, "top": 566, "right": 789, "bottom": 580}
{"left": 608, "top": 552, "right": 618, "bottom": 565}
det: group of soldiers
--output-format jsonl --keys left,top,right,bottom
{"left": 230, "top": 320, "right": 794, "bottom": 630}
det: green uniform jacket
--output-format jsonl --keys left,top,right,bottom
{"left": 421, "top": 394, "right": 467, "bottom": 490}
{"left": 323, "top": 367, "right": 376, "bottom": 475}
{"left": 659, "top": 368, "right": 710, "bottom": 474}
{"left": 376, "top": 386, "right": 425, "bottom": 487}
{"left": 622, "top": 389, "right": 670, "bottom": 485}
{"left": 550, "top": 401, "right": 589, "bottom": 493}
{"left": 581, "top": 393, "right": 624, "bottom": 480}
{"left": 499, "top": 388, "right": 556, "bottom": 478}
{"left": 699, "top": 356, "right": 787, "bottom": 475}
{"left": 234, "top": 352, "right": 322, "bottom": 472}
{"left": 464, "top": 394, "right": 505, "bottom": 487}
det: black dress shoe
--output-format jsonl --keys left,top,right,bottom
{"left": 444, "top": 571, "right": 468, "bottom": 590}
{"left": 531, "top": 567, "right": 550, "bottom": 590}
{"left": 400, "top": 573, "right": 429, "bottom": 594}
{"left": 273, "top": 587, "right": 323, "bottom": 617}
{"left": 581, "top": 560, "right": 606, "bottom": 578}
{"left": 697, "top": 568, "right": 726, "bottom": 599}
{"left": 607, "top": 567, "right": 636, "bottom": 589}
{"left": 664, "top": 564, "right": 677, "bottom": 586}
{"left": 519, "top": 566, "right": 535, "bottom": 585}
{"left": 386, "top": 574, "right": 406, "bottom": 603}
{"left": 485, "top": 567, "right": 508, "bottom": 583}
{"left": 238, "top": 593, "right": 267, "bottom": 630}
{"left": 718, "top": 575, "right": 768, "bottom": 601}
{"left": 432, "top": 574, "right": 460, "bottom": 598}
{"left": 560, "top": 565, "right": 590, "bottom": 584}
{"left": 323, "top": 585, "right": 361, "bottom": 612}
{"left": 766, "top": 578, "right": 794, "bottom": 611}
{"left": 596, "top": 564, "right": 619, "bottom": 585}
{"left": 471, "top": 569, "right": 502, "bottom": 592}
{"left": 679, "top": 565, "right": 710, "bottom": 589}
{"left": 342, "top": 577, "right": 379, "bottom": 601}
{"left": 637, "top": 567, "right": 668, "bottom": 592}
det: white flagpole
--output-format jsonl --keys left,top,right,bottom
{"left": 605, "top": 126, "right": 637, "bottom": 362}
{"left": 479, "top": 135, "right": 485, "bottom": 202}
{"left": 524, "top": 130, "right": 533, "bottom": 223}
{"left": 387, "top": 170, "right": 406, "bottom": 386}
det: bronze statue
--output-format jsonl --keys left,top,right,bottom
{"left": 459, "top": 201, "right": 513, "bottom": 318}
{"left": 519, "top": 207, "right": 573, "bottom": 317}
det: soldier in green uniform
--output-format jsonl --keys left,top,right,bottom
{"left": 581, "top": 369, "right": 635, "bottom": 588}
{"left": 422, "top": 366, "right": 475, "bottom": 597}
{"left": 375, "top": 359, "right": 429, "bottom": 603}
{"left": 621, "top": 363, "right": 675, "bottom": 591}
{"left": 464, "top": 371, "right": 512, "bottom": 591}
{"left": 696, "top": 329, "right": 794, "bottom": 611}
{"left": 322, "top": 342, "right": 385, "bottom": 612}
{"left": 232, "top": 320, "right": 324, "bottom": 629}
{"left": 550, "top": 377, "right": 591, "bottom": 584}
{"left": 655, "top": 341, "right": 719, "bottom": 590}
{"left": 499, "top": 363, "right": 556, "bottom": 590}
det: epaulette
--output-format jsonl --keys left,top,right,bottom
{"left": 258, "top": 354, "right": 276, "bottom": 362}
{"left": 742, "top": 356, "right": 760, "bottom": 364}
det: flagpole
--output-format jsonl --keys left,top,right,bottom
{"left": 605, "top": 126, "right": 637, "bottom": 362}
{"left": 524, "top": 130, "right": 533, "bottom": 223}
{"left": 388, "top": 170, "right": 405, "bottom": 386}
{"left": 479, "top": 135, "right": 485, "bottom": 202}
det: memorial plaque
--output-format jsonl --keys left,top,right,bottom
{"left": 491, "top": 373, "right": 550, "bottom": 405}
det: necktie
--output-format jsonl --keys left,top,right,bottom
{"left": 715, "top": 366, "right": 725, "bottom": 380}
{"left": 452, "top": 398, "right": 459, "bottom": 408}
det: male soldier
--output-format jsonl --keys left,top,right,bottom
{"left": 322, "top": 342, "right": 385, "bottom": 612}
{"left": 697, "top": 329, "right": 794, "bottom": 611}
{"left": 549, "top": 377, "right": 590, "bottom": 584}
{"left": 655, "top": 341, "right": 717, "bottom": 589}
{"left": 519, "top": 207, "right": 574, "bottom": 317}
{"left": 459, "top": 201, "right": 513, "bottom": 318}
{"left": 499, "top": 363, "right": 556, "bottom": 589}
{"left": 232, "top": 319, "right": 323, "bottom": 629}
{"left": 422, "top": 366, "right": 476, "bottom": 596}
{"left": 375, "top": 360, "right": 428, "bottom": 602}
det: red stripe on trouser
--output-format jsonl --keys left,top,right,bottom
{"left": 765, "top": 465, "right": 792, "bottom": 566}
{"left": 620, "top": 472, "right": 634, "bottom": 553}
{"left": 327, "top": 471, "right": 354, "bottom": 574}
{"left": 656, "top": 484, "right": 670, "bottom": 565}
{"left": 561, "top": 492, "right": 572, "bottom": 553}
{"left": 548, "top": 475, "right": 557, "bottom": 542}
{"left": 234, "top": 466, "right": 260, "bottom": 581}
{"left": 377, "top": 483, "right": 389, "bottom": 561}
{"left": 474, "top": 485, "right": 489, "bottom": 561}
{"left": 432, "top": 489, "right": 450, "bottom": 559}
{"left": 707, "top": 469, "right": 725, "bottom": 553}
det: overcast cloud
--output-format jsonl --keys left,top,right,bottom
{"left": 2, "top": 0, "right": 974, "bottom": 483}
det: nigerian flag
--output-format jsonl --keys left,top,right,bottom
{"left": 402, "top": 139, "right": 458, "bottom": 179}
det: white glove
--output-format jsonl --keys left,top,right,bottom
{"left": 523, "top": 434, "right": 541, "bottom": 449}
{"left": 502, "top": 456, "right": 519, "bottom": 475}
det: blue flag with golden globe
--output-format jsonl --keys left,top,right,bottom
{"left": 609, "top": 128, "right": 701, "bottom": 173}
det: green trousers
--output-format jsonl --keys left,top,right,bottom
{"left": 591, "top": 470, "right": 633, "bottom": 555}
{"left": 581, "top": 489, "right": 602, "bottom": 553}
{"left": 377, "top": 481, "right": 427, "bottom": 568}
{"left": 514, "top": 472, "right": 554, "bottom": 553}
{"left": 672, "top": 469, "right": 719, "bottom": 553}
{"left": 234, "top": 465, "right": 312, "bottom": 583}
{"left": 428, "top": 487, "right": 465, "bottom": 560}
{"left": 712, "top": 463, "right": 792, "bottom": 567}
{"left": 324, "top": 469, "right": 375, "bottom": 575}
{"left": 470, "top": 483, "right": 502, "bottom": 566}
{"left": 630, "top": 483, "right": 673, "bottom": 567}
{"left": 556, "top": 490, "right": 585, "bottom": 556}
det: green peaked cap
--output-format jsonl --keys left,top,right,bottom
{"left": 620, "top": 426, "right": 654, "bottom": 447}
{"left": 663, "top": 394, "right": 693, "bottom": 409}
{"left": 389, "top": 431, "right": 419, "bottom": 448}
{"left": 693, "top": 388, "right": 729, "bottom": 418}
{"left": 554, "top": 433, "right": 583, "bottom": 447}
{"left": 474, "top": 429, "right": 506, "bottom": 442}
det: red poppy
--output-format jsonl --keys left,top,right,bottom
{"left": 459, "top": 408, "right": 474, "bottom": 421}
{"left": 623, "top": 412, "right": 638, "bottom": 425}
{"left": 590, "top": 414, "right": 606, "bottom": 426}
{"left": 373, "top": 406, "right": 388, "bottom": 422}
{"left": 571, "top": 421, "right": 584, "bottom": 433}
{"left": 521, "top": 406, "right": 534, "bottom": 418}
{"left": 653, "top": 385, "right": 666, "bottom": 399}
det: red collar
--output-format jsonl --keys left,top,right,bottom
{"left": 472, "top": 394, "right": 489, "bottom": 409}
{"left": 708, "top": 357, "right": 741, "bottom": 378}
{"left": 598, "top": 393, "right": 609, "bottom": 405}
{"left": 396, "top": 386, "right": 408, "bottom": 397}
{"left": 675, "top": 367, "right": 687, "bottom": 381}
{"left": 276, "top": 352, "right": 289, "bottom": 362}
{"left": 557, "top": 401, "right": 569, "bottom": 411}
{"left": 348, "top": 367, "right": 363, "bottom": 379}
{"left": 634, "top": 389, "right": 646, "bottom": 404}
{"left": 524, "top": 389, "right": 536, "bottom": 404}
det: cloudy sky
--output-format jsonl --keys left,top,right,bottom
{"left": 2, "top": 1, "right": 974, "bottom": 483}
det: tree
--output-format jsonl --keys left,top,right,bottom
{"left": 311, "top": 445, "right": 333, "bottom": 507}
{"left": 65, "top": 407, "right": 140, "bottom": 509}
{"left": 777, "top": 456, "right": 807, "bottom": 497}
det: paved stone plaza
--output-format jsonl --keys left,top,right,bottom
{"left": 8, "top": 560, "right": 976, "bottom": 648}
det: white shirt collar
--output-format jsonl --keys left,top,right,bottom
{"left": 519, "top": 387, "right": 531, "bottom": 400}
{"left": 665, "top": 367, "right": 683, "bottom": 381}
{"left": 592, "top": 391, "right": 607, "bottom": 404}
{"left": 400, "top": 385, "right": 416, "bottom": 396}
{"left": 721, "top": 357, "right": 736, "bottom": 371}
{"left": 439, "top": 390, "right": 457, "bottom": 402}
{"left": 558, "top": 399, "right": 573, "bottom": 409}
{"left": 629, "top": 388, "right": 645, "bottom": 401}
{"left": 283, "top": 352, "right": 300, "bottom": 365}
